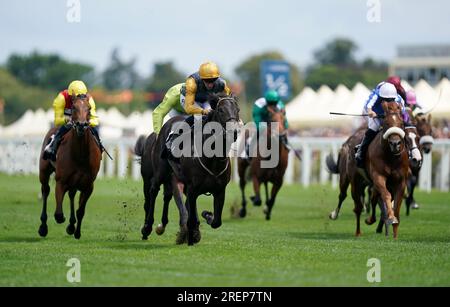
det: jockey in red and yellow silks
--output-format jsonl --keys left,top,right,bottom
{"left": 43, "top": 80, "right": 102, "bottom": 161}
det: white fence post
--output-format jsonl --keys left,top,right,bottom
{"left": 419, "top": 152, "right": 432, "bottom": 193}
{"left": 301, "top": 144, "right": 312, "bottom": 187}
{"left": 439, "top": 147, "right": 450, "bottom": 192}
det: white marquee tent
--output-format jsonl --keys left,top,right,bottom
{"left": 286, "top": 78, "right": 450, "bottom": 127}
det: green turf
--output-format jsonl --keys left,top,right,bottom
{"left": 0, "top": 173, "right": 449, "bottom": 286}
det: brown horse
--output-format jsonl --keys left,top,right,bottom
{"left": 238, "top": 106, "right": 289, "bottom": 220}
{"left": 328, "top": 102, "right": 409, "bottom": 238}
{"left": 364, "top": 102, "right": 409, "bottom": 238}
{"left": 38, "top": 96, "right": 102, "bottom": 239}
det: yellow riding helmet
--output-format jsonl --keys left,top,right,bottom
{"left": 68, "top": 80, "right": 88, "bottom": 96}
{"left": 199, "top": 62, "right": 220, "bottom": 79}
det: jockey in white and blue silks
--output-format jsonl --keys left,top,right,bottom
{"left": 355, "top": 82, "right": 413, "bottom": 169}
{"left": 364, "top": 81, "right": 408, "bottom": 132}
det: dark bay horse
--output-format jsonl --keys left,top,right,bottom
{"left": 134, "top": 133, "right": 188, "bottom": 244}
{"left": 140, "top": 94, "right": 240, "bottom": 245}
{"left": 238, "top": 107, "right": 289, "bottom": 220}
{"left": 38, "top": 96, "right": 102, "bottom": 239}
{"left": 405, "top": 113, "right": 434, "bottom": 214}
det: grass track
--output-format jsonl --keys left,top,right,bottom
{"left": 0, "top": 173, "right": 449, "bottom": 286}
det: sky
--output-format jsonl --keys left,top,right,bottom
{"left": 1, "top": 0, "right": 449, "bottom": 78}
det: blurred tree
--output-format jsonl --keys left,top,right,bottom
{"left": 0, "top": 68, "right": 53, "bottom": 124}
{"left": 146, "top": 61, "right": 185, "bottom": 92}
{"left": 313, "top": 38, "right": 358, "bottom": 66}
{"left": 235, "top": 51, "right": 303, "bottom": 104}
{"left": 305, "top": 38, "right": 388, "bottom": 90}
{"left": 6, "top": 51, "right": 94, "bottom": 91}
{"left": 103, "top": 48, "right": 139, "bottom": 90}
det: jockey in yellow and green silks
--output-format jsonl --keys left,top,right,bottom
{"left": 43, "top": 80, "right": 102, "bottom": 161}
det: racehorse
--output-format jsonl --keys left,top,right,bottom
{"left": 328, "top": 101, "right": 409, "bottom": 238}
{"left": 134, "top": 133, "right": 188, "bottom": 244}
{"left": 140, "top": 94, "right": 240, "bottom": 245}
{"left": 38, "top": 95, "right": 102, "bottom": 239}
{"left": 237, "top": 106, "right": 289, "bottom": 220}
{"left": 405, "top": 113, "right": 433, "bottom": 214}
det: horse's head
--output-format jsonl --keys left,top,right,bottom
{"left": 415, "top": 113, "right": 434, "bottom": 154}
{"left": 381, "top": 101, "right": 405, "bottom": 155}
{"left": 208, "top": 94, "right": 241, "bottom": 142}
{"left": 71, "top": 95, "right": 91, "bottom": 137}
{"left": 267, "top": 105, "right": 287, "bottom": 138}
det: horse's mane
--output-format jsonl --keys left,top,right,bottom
{"left": 208, "top": 93, "right": 237, "bottom": 110}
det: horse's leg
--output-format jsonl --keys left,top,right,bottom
{"left": 405, "top": 174, "right": 414, "bottom": 216}
{"left": 66, "top": 189, "right": 77, "bottom": 235}
{"left": 392, "top": 181, "right": 406, "bottom": 239}
{"left": 238, "top": 162, "right": 248, "bottom": 218}
{"left": 173, "top": 179, "right": 188, "bottom": 245}
{"left": 264, "top": 182, "right": 281, "bottom": 221}
{"left": 351, "top": 182, "right": 364, "bottom": 236}
{"left": 186, "top": 189, "right": 199, "bottom": 246}
{"left": 141, "top": 181, "right": 160, "bottom": 240}
{"left": 250, "top": 176, "right": 262, "bottom": 207}
{"left": 372, "top": 174, "right": 397, "bottom": 225}
{"left": 38, "top": 169, "right": 52, "bottom": 237}
{"left": 329, "top": 175, "right": 349, "bottom": 220}
{"left": 365, "top": 188, "right": 378, "bottom": 225}
{"left": 156, "top": 181, "right": 172, "bottom": 236}
{"left": 54, "top": 182, "right": 67, "bottom": 224}
{"left": 202, "top": 189, "right": 225, "bottom": 229}
{"left": 74, "top": 184, "right": 93, "bottom": 240}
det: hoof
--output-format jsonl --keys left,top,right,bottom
{"left": 66, "top": 224, "right": 75, "bottom": 235}
{"left": 201, "top": 211, "right": 213, "bottom": 225}
{"left": 239, "top": 208, "right": 246, "bottom": 218}
{"left": 329, "top": 211, "right": 338, "bottom": 220}
{"left": 250, "top": 196, "right": 261, "bottom": 207}
{"left": 74, "top": 231, "right": 81, "bottom": 240}
{"left": 265, "top": 213, "right": 271, "bottom": 221}
{"left": 193, "top": 228, "right": 201, "bottom": 243}
{"left": 387, "top": 217, "right": 399, "bottom": 225}
{"left": 38, "top": 224, "right": 48, "bottom": 237}
{"left": 155, "top": 224, "right": 165, "bottom": 236}
{"left": 54, "top": 213, "right": 66, "bottom": 224}
{"left": 141, "top": 225, "right": 152, "bottom": 239}
{"left": 412, "top": 203, "right": 420, "bottom": 209}
{"left": 355, "top": 232, "right": 362, "bottom": 237}
{"left": 211, "top": 220, "right": 221, "bottom": 229}
{"left": 176, "top": 225, "right": 188, "bottom": 245}
{"left": 365, "top": 217, "right": 376, "bottom": 225}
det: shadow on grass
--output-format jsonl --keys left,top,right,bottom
{"left": 287, "top": 231, "right": 355, "bottom": 241}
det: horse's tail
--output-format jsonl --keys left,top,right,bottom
{"left": 326, "top": 153, "right": 340, "bottom": 174}
{"left": 134, "top": 135, "right": 147, "bottom": 157}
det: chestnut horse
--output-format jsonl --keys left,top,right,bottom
{"left": 238, "top": 107, "right": 289, "bottom": 220}
{"left": 328, "top": 102, "right": 409, "bottom": 238}
{"left": 38, "top": 96, "right": 102, "bottom": 239}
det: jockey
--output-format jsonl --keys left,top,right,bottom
{"left": 243, "top": 90, "right": 289, "bottom": 159}
{"left": 406, "top": 90, "right": 424, "bottom": 116}
{"left": 43, "top": 80, "right": 102, "bottom": 161}
{"left": 164, "top": 61, "right": 232, "bottom": 159}
{"left": 152, "top": 83, "right": 187, "bottom": 135}
{"left": 355, "top": 82, "right": 408, "bottom": 169}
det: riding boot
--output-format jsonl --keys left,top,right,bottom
{"left": 355, "top": 129, "right": 378, "bottom": 169}
{"left": 43, "top": 123, "right": 72, "bottom": 161}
